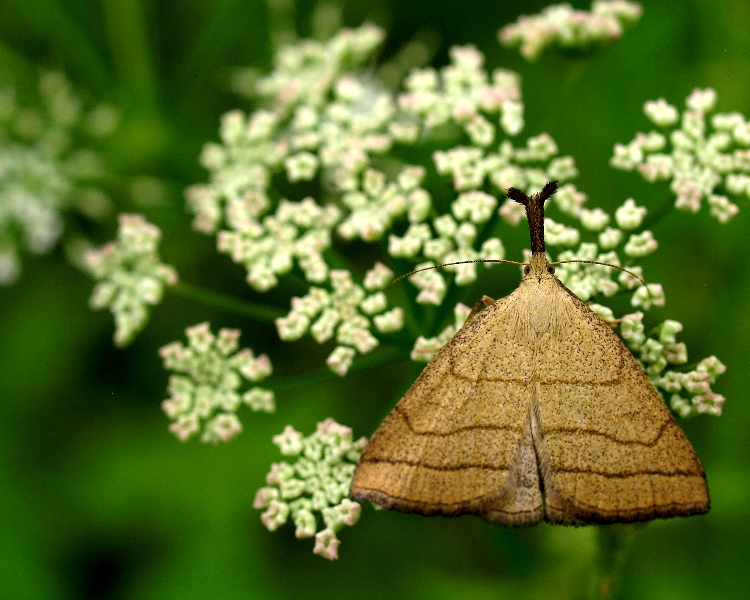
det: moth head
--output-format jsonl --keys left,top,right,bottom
{"left": 524, "top": 253, "right": 555, "bottom": 280}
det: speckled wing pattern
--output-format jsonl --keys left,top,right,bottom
{"left": 349, "top": 274, "right": 709, "bottom": 525}
{"left": 531, "top": 280, "right": 709, "bottom": 523}
{"left": 350, "top": 292, "right": 543, "bottom": 525}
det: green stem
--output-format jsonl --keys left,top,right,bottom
{"left": 641, "top": 195, "right": 676, "bottom": 230}
{"left": 588, "top": 524, "right": 641, "bottom": 599}
{"left": 170, "top": 281, "right": 285, "bottom": 323}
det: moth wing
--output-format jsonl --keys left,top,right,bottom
{"left": 350, "top": 292, "right": 544, "bottom": 526}
{"left": 534, "top": 284, "right": 710, "bottom": 524}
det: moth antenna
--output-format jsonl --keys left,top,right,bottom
{"left": 392, "top": 259, "right": 526, "bottom": 285}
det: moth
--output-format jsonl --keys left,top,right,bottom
{"left": 350, "top": 181, "right": 709, "bottom": 525}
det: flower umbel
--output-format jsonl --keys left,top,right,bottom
{"left": 619, "top": 313, "right": 726, "bottom": 416}
{"left": 85, "top": 214, "right": 178, "bottom": 346}
{"left": 154, "top": 13, "right": 734, "bottom": 563}
{"left": 275, "top": 265, "right": 403, "bottom": 376}
{"left": 254, "top": 419, "right": 366, "bottom": 560}
{"left": 187, "top": 25, "right": 730, "bottom": 423}
{"left": 611, "top": 88, "right": 746, "bottom": 222}
{"left": 160, "top": 322, "right": 274, "bottom": 443}
{"left": 0, "top": 71, "right": 118, "bottom": 284}
{"left": 499, "top": 1, "right": 643, "bottom": 61}
{"left": 217, "top": 196, "right": 342, "bottom": 291}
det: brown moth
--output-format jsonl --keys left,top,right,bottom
{"left": 350, "top": 181, "right": 709, "bottom": 525}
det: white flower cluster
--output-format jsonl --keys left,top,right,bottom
{"left": 186, "top": 25, "right": 399, "bottom": 289}
{"left": 188, "top": 28, "right": 572, "bottom": 295}
{"left": 337, "top": 165, "right": 431, "bottom": 242}
{"left": 255, "top": 24, "right": 386, "bottom": 115}
{"left": 254, "top": 419, "right": 366, "bottom": 560}
{"left": 0, "top": 71, "right": 118, "bottom": 284}
{"left": 389, "top": 134, "right": 580, "bottom": 304}
{"left": 435, "top": 134, "right": 578, "bottom": 199}
{"left": 189, "top": 28, "right": 589, "bottom": 375}
{"left": 499, "top": 1, "right": 643, "bottom": 61}
{"left": 217, "top": 196, "right": 342, "bottom": 291}
{"left": 85, "top": 214, "right": 178, "bottom": 346}
{"left": 276, "top": 264, "right": 403, "bottom": 376}
{"left": 611, "top": 88, "right": 747, "bottom": 223}
{"left": 160, "top": 322, "right": 274, "bottom": 443}
{"left": 411, "top": 302, "right": 472, "bottom": 361}
{"left": 397, "top": 45, "right": 525, "bottom": 139}
{"left": 538, "top": 191, "right": 666, "bottom": 309}
{"left": 555, "top": 244, "right": 621, "bottom": 300}
{"left": 215, "top": 26, "right": 728, "bottom": 420}
{"left": 228, "top": 18, "right": 731, "bottom": 562}
{"left": 186, "top": 109, "right": 287, "bottom": 234}
{"left": 392, "top": 212, "right": 505, "bottom": 305}
{"left": 620, "top": 314, "right": 726, "bottom": 416}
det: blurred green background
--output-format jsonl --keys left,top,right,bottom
{"left": 1, "top": 0, "right": 749, "bottom": 598}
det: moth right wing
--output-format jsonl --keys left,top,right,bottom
{"left": 533, "top": 286, "right": 710, "bottom": 524}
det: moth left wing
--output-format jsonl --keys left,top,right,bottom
{"left": 351, "top": 293, "right": 544, "bottom": 526}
